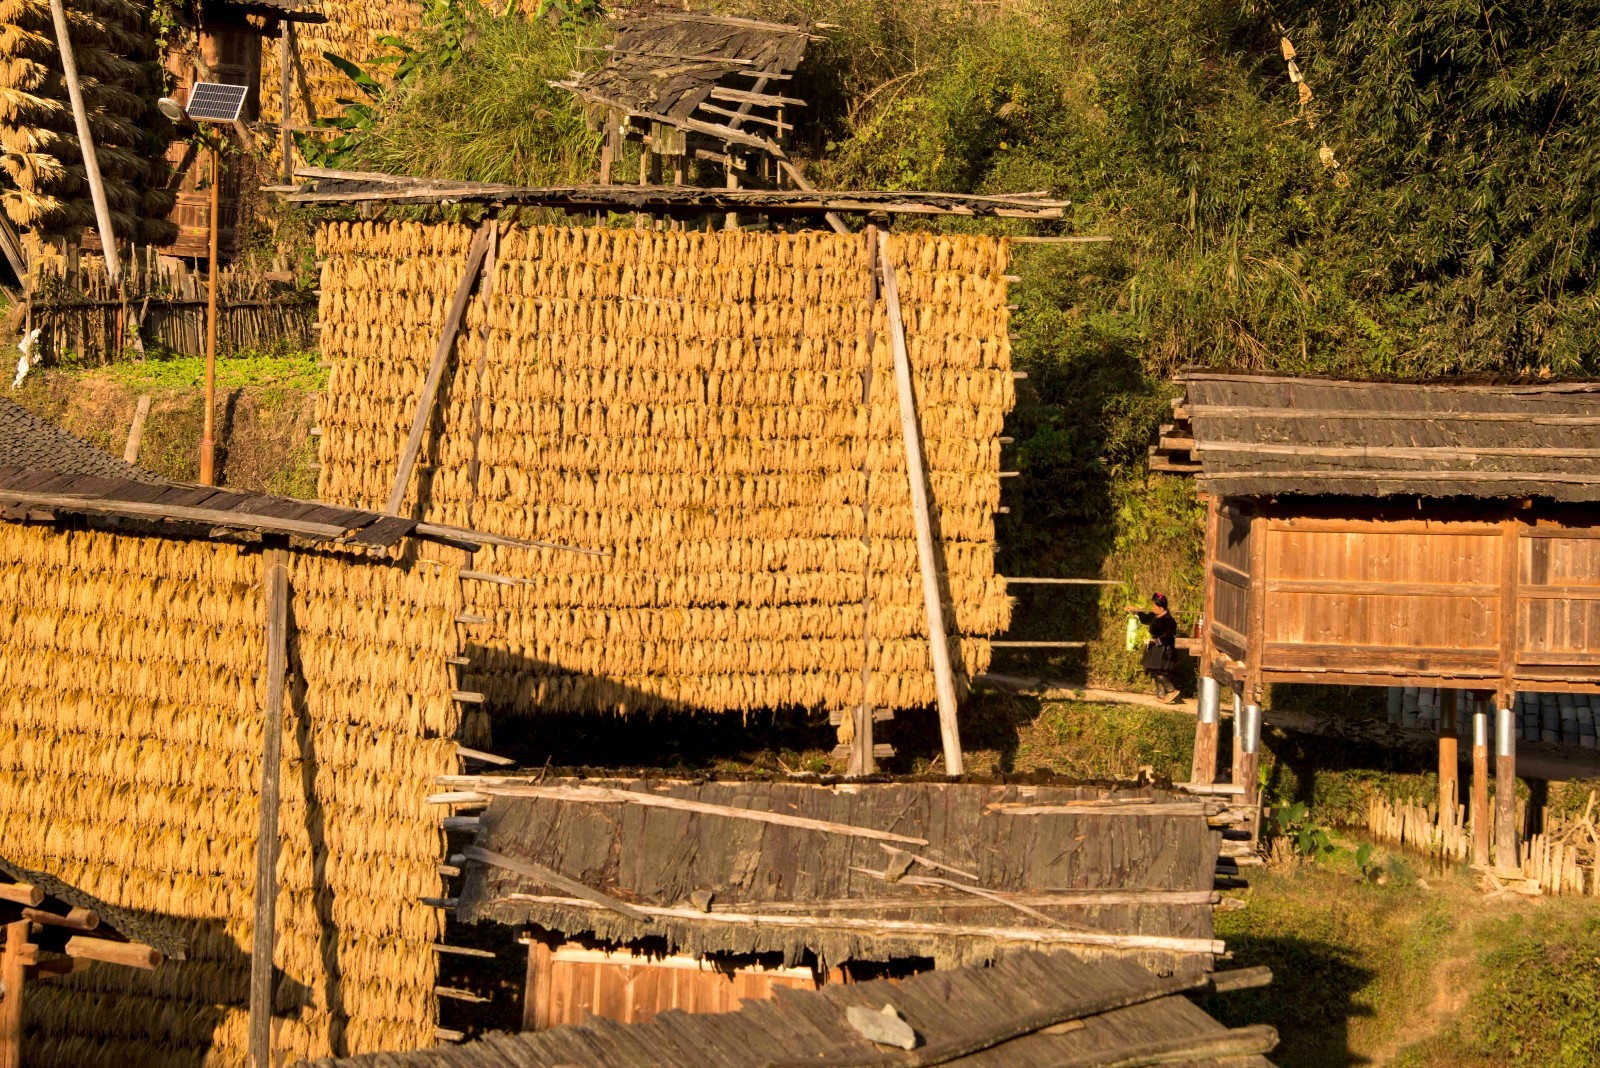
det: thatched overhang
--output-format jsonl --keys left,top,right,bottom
{"left": 446, "top": 777, "right": 1225, "bottom": 974}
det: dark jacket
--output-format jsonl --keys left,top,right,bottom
{"left": 1137, "top": 611, "right": 1178, "bottom": 672}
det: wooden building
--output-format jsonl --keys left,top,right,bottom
{"left": 1158, "top": 371, "right": 1600, "bottom": 869}
{"left": 307, "top": 949, "right": 1278, "bottom": 1068}
{"left": 422, "top": 775, "right": 1229, "bottom": 1036}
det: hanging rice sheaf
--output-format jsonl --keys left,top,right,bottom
{"left": 316, "top": 221, "right": 1013, "bottom": 716}
{"left": 258, "top": 0, "right": 424, "bottom": 135}
{"left": 0, "top": 523, "right": 463, "bottom": 1066}
{"left": 0, "top": 0, "right": 175, "bottom": 241}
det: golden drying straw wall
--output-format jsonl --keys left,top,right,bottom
{"left": 0, "top": 0, "right": 175, "bottom": 241}
{"left": 259, "top": 0, "right": 424, "bottom": 136}
{"left": 315, "top": 222, "right": 1013, "bottom": 715}
{"left": 0, "top": 522, "right": 462, "bottom": 1066}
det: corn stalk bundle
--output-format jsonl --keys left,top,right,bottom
{"left": 315, "top": 221, "right": 1013, "bottom": 716}
{"left": 0, "top": 523, "right": 464, "bottom": 1066}
{"left": 0, "top": 0, "right": 174, "bottom": 241}
{"left": 257, "top": 0, "right": 424, "bottom": 133}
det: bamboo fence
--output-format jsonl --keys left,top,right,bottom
{"left": 314, "top": 221, "right": 1015, "bottom": 716}
{"left": 24, "top": 257, "right": 317, "bottom": 365}
{"left": 0, "top": 522, "right": 465, "bottom": 1065}
{"left": 1364, "top": 791, "right": 1600, "bottom": 897}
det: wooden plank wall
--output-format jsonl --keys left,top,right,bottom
{"left": 1235, "top": 514, "right": 1600, "bottom": 691}
{"left": 526, "top": 943, "right": 817, "bottom": 1031}
{"left": 1208, "top": 505, "right": 1252, "bottom": 663}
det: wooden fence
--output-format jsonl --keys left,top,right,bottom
{"left": 1363, "top": 792, "right": 1599, "bottom": 897}
{"left": 23, "top": 258, "right": 316, "bottom": 365}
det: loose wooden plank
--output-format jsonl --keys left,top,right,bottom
{"left": 384, "top": 221, "right": 495, "bottom": 516}
{"left": 466, "top": 846, "right": 653, "bottom": 924}
{"left": 472, "top": 782, "right": 931, "bottom": 845}
{"left": 248, "top": 549, "right": 289, "bottom": 1068}
{"left": 879, "top": 232, "right": 963, "bottom": 776}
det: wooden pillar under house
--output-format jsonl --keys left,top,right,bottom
{"left": 1495, "top": 701, "right": 1518, "bottom": 870}
{"left": 0, "top": 920, "right": 26, "bottom": 1068}
{"left": 1471, "top": 699, "right": 1491, "bottom": 867}
{"left": 1437, "top": 690, "right": 1459, "bottom": 821}
{"left": 1238, "top": 699, "right": 1262, "bottom": 810}
{"left": 1192, "top": 675, "right": 1221, "bottom": 785}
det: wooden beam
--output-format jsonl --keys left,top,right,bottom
{"left": 47, "top": 0, "right": 119, "bottom": 284}
{"left": 385, "top": 221, "right": 494, "bottom": 516}
{"left": 20, "top": 907, "right": 97, "bottom": 932}
{"left": 1002, "top": 577, "right": 1120, "bottom": 586}
{"left": 279, "top": 21, "right": 295, "bottom": 184}
{"left": 879, "top": 231, "right": 963, "bottom": 776}
{"left": 1198, "top": 441, "right": 1600, "bottom": 462}
{"left": 248, "top": 548, "right": 289, "bottom": 1068}
{"left": 850, "top": 228, "right": 878, "bottom": 778}
{"left": 707, "top": 86, "right": 808, "bottom": 107}
{"left": 498, "top": 895, "right": 1224, "bottom": 955}
{"left": 0, "top": 489, "right": 354, "bottom": 541}
{"left": 464, "top": 846, "right": 653, "bottom": 924}
{"left": 464, "top": 782, "right": 929, "bottom": 846}
{"left": 64, "top": 936, "right": 162, "bottom": 970}
{"left": 1187, "top": 404, "right": 1600, "bottom": 426}
{"left": 0, "top": 885, "right": 42, "bottom": 907}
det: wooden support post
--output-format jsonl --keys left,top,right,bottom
{"left": 200, "top": 143, "right": 221, "bottom": 486}
{"left": 1471, "top": 700, "right": 1490, "bottom": 866}
{"left": 1192, "top": 675, "right": 1220, "bottom": 785}
{"left": 1238, "top": 701, "right": 1262, "bottom": 809}
{"left": 248, "top": 548, "right": 290, "bottom": 1068}
{"left": 385, "top": 221, "right": 495, "bottom": 516}
{"left": 46, "top": 0, "right": 119, "bottom": 285}
{"left": 724, "top": 163, "right": 739, "bottom": 231}
{"left": 1438, "top": 689, "right": 1459, "bottom": 819}
{"left": 0, "top": 921, "right": 27, "bottom": 1068}
{"left": 848, "top": 227, "right": 879, "bottom": 779}
{"left": 878, "top": 231, "right": 962, "bottom": 776}
{"left": 1229, "top": 686, "right": 1244, "bottom": 789}
{"left": 1495, "top": 702, "right": 1518, "bottom": 869}
{"left": 123, "top": 393, "right": 151, "bottom": 464}
{"left": 279, "top": 21, "right": 295, "bottom": 184}
{"left": 521, "top": 938, "right": 553, "bottom": 1032}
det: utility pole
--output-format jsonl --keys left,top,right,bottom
{"left": 47, "top": 0, "right": 120, "bottom": 284}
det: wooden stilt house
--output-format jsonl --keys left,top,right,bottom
{"left": 1159, "top": 371, "right": 1600, "bottom": 871}
{"left": 0, "top": 398, "right": 562, "bottom": 1065}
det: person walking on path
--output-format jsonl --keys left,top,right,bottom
{"left": 1125, "top": 593, "right": 1181, "bottom": 703}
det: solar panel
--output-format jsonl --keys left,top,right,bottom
{"left": 185, "top": 82, "right": 249, "bottom": 123}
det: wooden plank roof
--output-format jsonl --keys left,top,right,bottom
{"left": 572, "top": 13, "right": 812, "bottom": 125}
{"left": 304, "top": 950, "right": 1278, "bottom": 1067}
{"left": 0, "top": 398, "right": 478, "bottom": 549}
{"left": 448, "top": 777, "right": 1223, "bottom": 972}
{"left": 275, "top": 167, "right": 1071, "bottom": 218}
{"left": 1164, "top": 372, "right": 1600, "bottom": 501}
{"left": 0, "top": 855, "right": 187, "bottom": 960}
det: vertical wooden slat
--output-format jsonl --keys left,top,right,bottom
{"left": 877, "top": 230, "right": 962, "bottom": 776}
{"left": 0, "top": 921, "right": 28, "bottom": 1068}
{"left": 386, "top": 221, "right": 495, "bottom": 516}
{"left": 248, "top": 547, "right": 290, "bottom": 1068}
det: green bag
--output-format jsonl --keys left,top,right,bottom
{"left": 1125, "top": 614, "right": 1149, "bottom": 652}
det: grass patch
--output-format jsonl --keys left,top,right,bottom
{"left": 1207, "top": 862, "right": 1469, "bottom": 1067}
{"left": 1395, "top": 910, "right": 1600, "bottom": 1068}
{"left": 91, "top": 349, "right": 327, "bottom": 393}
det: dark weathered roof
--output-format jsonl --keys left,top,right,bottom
{"left": 0, "top": 398, "right": 484, "bottom": 549}
{"left": 451, "top": 777, "right": 1222, "bottom": 972}
{"left": 305, "top": 950, "right": 1277, "bottom": 1068}
{"left": 0, "top": 854, "right": 187, "bottom": 960}
{"left": 278, "top": 166, "right": 1069, "bottom": 218}
{"left": 575, "top": 13, "right": 811, "bottom": 125}
{"left": 1163, "top": 372, "right": 1600, "bottom": 501}
{"left": 0, "top": 398, "right": 163, "bottom": 484}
